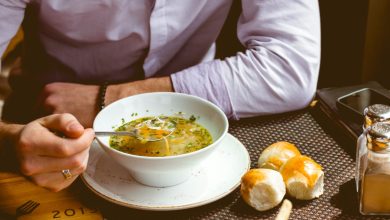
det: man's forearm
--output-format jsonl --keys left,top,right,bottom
{"left": 105, "top": 76, "right": 174, "bottom": 105}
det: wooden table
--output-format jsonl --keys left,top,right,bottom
{"left": 0, "top": 162, "right": 103, "bottom": 220}
{"left": 0, "top": 108, "right": 383, "bottom": 219}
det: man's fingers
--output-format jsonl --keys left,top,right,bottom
{"left": 30, "top": 169, "right": 81, "bottom": 192}
{"left": 39, "top": 113, "right": 85, "bottom": 138}
{"left": 19, "top": 147, "right": 89, "bottom": 176}
{"left": 15, "top": 113, "right": 95, "bottom": 192}
{"left": 20, "top": 128, "right": 95, "bottom": 158}
{"left": 42, "top": 128, "right": 94, "bottom": 157}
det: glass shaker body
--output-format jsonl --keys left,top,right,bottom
{"left": 356, "top": 130, "right": 367, "bottom": 192}
{"left": 356, "top": 104, "right": 390, "bottom": 193}
{"left": 358, "top": 122, "right": 390, "bottom": 215}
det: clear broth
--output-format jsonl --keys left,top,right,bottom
{"left": 109, "top": 116, "right": 212, "bottom": 157}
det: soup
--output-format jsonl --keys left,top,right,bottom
{"left": 109, "top": 116, "right": 213, "bottom": 157}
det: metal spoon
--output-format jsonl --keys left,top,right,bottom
{"left": 95, "top": 118, "right": 175, "bottom": 142}
{"left": 95, "top": 129, "right": 174, "bottom": 142}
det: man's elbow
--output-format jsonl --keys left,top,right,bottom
{"left": 283, "top": 53, "right": 319, "bottom": 112}
{"left": 282, "top": 81, "right": 316, "bottom": 112}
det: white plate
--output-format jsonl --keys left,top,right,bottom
{"left": 81, "top": 133, "right": 250, "bottom": 211}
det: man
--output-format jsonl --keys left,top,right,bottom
{"left": 1, "top": 0, "right": 321, "bottom": 191}
{"left": 0, "top": 114, "right": 95, "bottom": 191}
{"left": 0, "top": 0, "right": 321, "bottom": 127}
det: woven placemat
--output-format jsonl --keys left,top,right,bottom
{"left": 78, "top": 111, "right": 385, "bottom": 219}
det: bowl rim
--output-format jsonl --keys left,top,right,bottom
{"left": 93, "top": 92, "right": 229, "bottom": 160}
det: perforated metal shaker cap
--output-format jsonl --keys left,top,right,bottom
{"left": 364, "top": 104, "right": 390, "bottom": 128}
{"left": 369, "top": 122, "right": 390, "bottom": 139}
{"left": 367, "top": 122, "right": 390, "bottom": 151}
{"left": 365, "top": 104, "right": 390, "bottom": 120}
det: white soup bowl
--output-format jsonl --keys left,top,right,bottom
{"left": 93, "top": 92, "right": 228, "bottom": 187}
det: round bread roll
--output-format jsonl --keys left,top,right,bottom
{"left": 280, "top": 155, "right": 324, "bottom": 200}
{"left": 258, "top": 142, "right": 301, "bottom": 171}
{"left": 241, "top": 168, "right": 286, "bottom": 211}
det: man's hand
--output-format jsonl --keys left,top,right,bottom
{"left": 9, "top": 114, "right": 95, "bottom": 192}
{"left": 39, "top": 82, "right": 100, "bottom": 127}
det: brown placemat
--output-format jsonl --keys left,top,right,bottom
{"left": 78, "top": 111, "right": 385, "bottom": 219}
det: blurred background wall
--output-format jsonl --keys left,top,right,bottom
{"left": 318, "top": 0, "right": 368, "bottom": 88}
{"left": 361, "top": 0, "right": 390, "bottom": 88}
{"left": 319, "top": 0, "right": 390, "bottom": 89}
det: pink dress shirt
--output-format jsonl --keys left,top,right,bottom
{"left": 0, "top": 0, "right": 321, "bottom": 120}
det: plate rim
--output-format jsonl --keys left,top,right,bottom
{"left": 81, "top": 133, "right": 250, "bottom": 211}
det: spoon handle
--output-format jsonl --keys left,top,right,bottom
{"left": 95, "top": 131, "right": 137, "bottom": 137}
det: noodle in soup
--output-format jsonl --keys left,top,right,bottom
{"left": 109, "top": 116, "right": 212, "bottom": 157}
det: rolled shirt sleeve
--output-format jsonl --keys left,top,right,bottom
{"left": 0, "top": 0, "right": 27, "bottom": 70}
{"left": 171, "top": 0, "right": 321, "bottom": 119}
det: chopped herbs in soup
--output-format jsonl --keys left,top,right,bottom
{"left": 110, "top": 116, "right": 213, "bottom": 157}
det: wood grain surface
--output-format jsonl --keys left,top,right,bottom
{"left": 0, "top": 162, "right": 103, "bottom": 220}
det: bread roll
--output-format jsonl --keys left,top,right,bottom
{"left": 258, "top": 142, "right": 301, "bottom": 171}
{"left": 280, "top": 155, "right": 324, "bottom": 200}
{"left": 241, "top": 168, "right": 286, "bottom": 211}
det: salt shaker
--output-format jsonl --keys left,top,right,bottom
{"left": 356, "top": 104, "right": 390, "bottom": 192}
{"left": 358, "top": 122, "right": 390, "bottom": 215}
